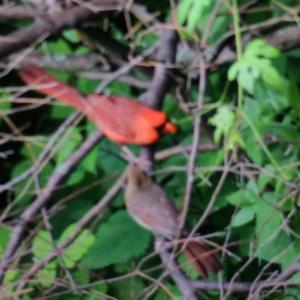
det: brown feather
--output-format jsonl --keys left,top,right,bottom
{"left": 125, "top": 165, "right": 221, "bottom": 277}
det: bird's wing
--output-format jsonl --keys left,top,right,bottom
{"left": 126, "top": 185, "right": 179, "bottom": 237}
{"left": 87, "top": 94, "right": 160, "bottom": 144}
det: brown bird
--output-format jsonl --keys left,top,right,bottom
{"left": 125, "top": 165, "right": 221, "bottom": 277}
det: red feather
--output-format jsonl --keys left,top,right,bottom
{"left": 19, "top": 64, "right": 176, "bottom": 145}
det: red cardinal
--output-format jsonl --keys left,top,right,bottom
{"left": 18, "top": 64, "right": 176, "bottom": 145}
{"left": 125, "top": 165, "right": 221, "bottom": 277}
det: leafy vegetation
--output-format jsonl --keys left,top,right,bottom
{"left": 0, "top": 0, "right": 300, "bottom": 299}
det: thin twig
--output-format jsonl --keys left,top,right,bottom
{"left": 96, "top": 44, "right": 158, "bottom": 92}
{"left": 16, "top": 169, "right": 126, "bottom": 292}
{"left": 156, "top": 236, "right": 200, "bottom": 300}
{"left": 136, "top": 27, "right": 199, "bottom": 300}
{"left": 179, "top": 49, "right": 206, "bottom": 231}
{"left": 192, "top": 278, "right": 300, "bottom": 292}
{"left": 0, "top": 131, "right": 102, "bottom": 283}
{"left": 191, "top": 155, "right": 232, "bottom": 233}
{"left": 0, "top": 0, "right": 124, "bottom": 59}
{"left": 154, "top": 143, "right": 216, "bottom": 161}
{"left": 0, "top": 112, "right": 81, "bottom": 194}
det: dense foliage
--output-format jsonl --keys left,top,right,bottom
{"left": 0, "top": 0, "right": 300, "bottom": 299}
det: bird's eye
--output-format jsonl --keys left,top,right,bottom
{"left": 106, "top": 96, "right": 117, "bottom": 104}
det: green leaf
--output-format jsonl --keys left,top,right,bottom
{"left": 154, "top": 285, "right": 181, "bottom": 300}
{"left": 226, "top": 189, "right": 257, "bottom": 208}
{"left": 178, "top": 0, "right": 212, "bottom": 32}
{"left": 287, "top": 78, "right": 300, "bottom": 117}
{"left": 48, "top": 38, "right": 72, "bottom": 55}
{"left": 99, "top": 139, "right": 127, "bottom": 173}
{"left": 36, "top": 261, "right": 57, "bottom": 287}
{"left": 259, "top": 60, "right": 286, "bottom": 92}
{"left": 258, "top": 166, "right": 274, "bottom": 191}
{"left": 33, "top": 231, "right": 53, "bottom": 259}
{"left": 66, "top": 168, "right": 85, "bottom": 185}
{"left": 63, "top": 29, "right": 80, "bottom": 43}
{"left": 31, "top": 232, "right": 58, "bottom": 286}
{"left": 207, "top": 10, "right": 230, "bottom": 44}
{"left": 4, "top": 269, "right": 18, "bottom": 284}
{"left": 237, "top": 63, "right": 255, "bottom": 93}
{"left": 187, "top": 1, "right": 206, "bottom": 31}
{"left": 228, "top": 39, "right": 285, "bottom": 93}
{"left": 106, "top": 81, "right": 131, "bottom": 98}
{"left": 268, "top": 122, "right": 299, "bottom": 141}
{"left": 241, "top": 128, "right": 263, "bottom": 165}
{"left": 245, "top": 39, "right": 280, "bottom": 59}
{"left": 77, "top": 76, "right": 99, "bottom": 95}
{"left": 50, "top": 104, "right": 75, "bottom": 119}
{"left": 0, "top": 91, "right": 11, "bottom": 113}
{"left": 228, "top": 61, "right": 238, "bottom": 81}
{"left": 208, "top": 105, "right": 242, "bottom": 150}
{"left": 139, "top": 32, "right": 159, "bottom": 48}
{"left": 55, "top": 127, "right": 82, "bottom": 164}
{"left": 255, "top": 192, "right": 290, "bottom": 262}
{"left": 59, "top": 224, "right": 95, "bottom": 268}
{"left": 81, "top": 123, "right": 99, "bottom": 175}
{"left": 110, "top": 277, "right": 146, "bottom": 300}
{"left": 72, "top": 270, "right": 90, "bottom": 285}
{"left": 177, "top": 0, "right": 193, "bottom": 24}
{"left": 75, "top": 46, "right": 90, "bottom": 55}
{"left": 255, "top": 195, "right": 279, "bottom": 245}
{"left": 178, "top": 254, "right": 199, "bottom": 279}
{"left": 231, "top": 206, "right": 255, "bottom": 227}
{"left": 12, "top": 154, "right": 53, "bottom": 209}
{"left": 0, "top": 227, "right": 11, "bottom": 257}
{"left": 281, "top": 242, "right": 300, "bottom": 283}
{"left": 81, "top": 146, "right": 99, "bottom": 175}
{"left": 82, "top": 210, "right": 152, "bottom": 269}
{"left": 278, "top": 242, "right": 300, "bottom": 269}
{"left": 209, "top": 106, "right": 235, "bottom": 143}
{"left": 3, "top": 269, "right": 20, "bottom": 295}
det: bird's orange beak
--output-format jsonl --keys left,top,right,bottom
{"left": 162, "top": 121, "right": 177, "bottom": 134}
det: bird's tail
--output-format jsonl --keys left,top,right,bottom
{"left": 184, "top": 240, "right": 221, "bottom": 277}
{"left": 19, "top": 64, "right": 85, "bottom": 110}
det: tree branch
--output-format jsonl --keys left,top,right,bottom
{"left": 0, "top": 0, "right": 123, "bottom": 59}
{"left": 137, "top": 27, "right": 201, "bottom": 300}
{"left": 16, "top": 168, "right": 126, "bottom": 292}
{"left": 0, "top": 131, "right": 103, "bottom": 283}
